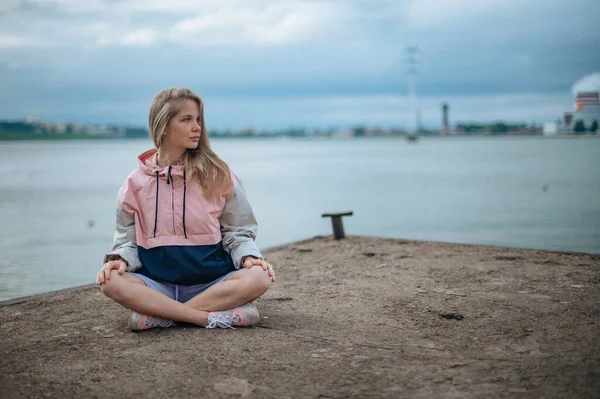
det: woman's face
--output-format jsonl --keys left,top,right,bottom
{"left": 164, "top": 99, "right": 201, "bottom": 150}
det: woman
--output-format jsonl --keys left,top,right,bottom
{"left": 96, "top": 88, "right": 275, "bottom": 331}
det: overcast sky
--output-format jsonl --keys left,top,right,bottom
{"left": 1, "top": 0, "right": 599, "bottom": 129}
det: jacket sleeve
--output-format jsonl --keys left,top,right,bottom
{"left": 220, "top": 176, "right": 262, "bottom": 269}
{"left": 103, "top": 195, "right": 143, "bottom": 273}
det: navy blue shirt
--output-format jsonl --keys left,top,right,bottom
{"left": 137, "top": 242, "right": 236, "bottom": 285}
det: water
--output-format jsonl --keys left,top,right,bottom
{"left": 1, "top": 136, "right": 599, "bottom": 300}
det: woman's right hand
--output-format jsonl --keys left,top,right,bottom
{"left": 96, "top": 259, "right": 127, "bottom": 285}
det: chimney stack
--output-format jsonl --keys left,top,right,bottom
{"left": 441, "top": 102, "right": 450, "bottom": 134}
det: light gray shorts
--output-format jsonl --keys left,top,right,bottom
{"left": 130, "top": 270, "right": 238, "bottom": 303}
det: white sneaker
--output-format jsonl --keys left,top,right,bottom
{"left": 206, "top": 303, "right": 260, "bottom": 329}
{"left": 130, "top": 311, "right": 175, "bottom": 331}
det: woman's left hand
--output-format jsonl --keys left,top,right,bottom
{"left": 244, "top": 256, "right": 276, "bottom": 282}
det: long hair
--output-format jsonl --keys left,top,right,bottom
{"left": 148, "top": 88, "right": 233, "bottom": 201}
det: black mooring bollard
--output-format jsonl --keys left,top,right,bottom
{"left": 321, "top": 211, "right": 353, "bottom": 239}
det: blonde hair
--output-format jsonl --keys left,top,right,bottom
{"left": 148, "top": 88, "right": 233, "bottom": 201}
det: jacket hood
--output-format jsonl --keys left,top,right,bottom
{"left": 138, "top": 149, "right": 190, "bottom": 239}
{"left": 138, "top": 149, "right": 186, "bottom": 178}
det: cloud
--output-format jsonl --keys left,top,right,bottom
{"left": 404, "top": 0, "right": 599, "bottom": 48}
{"left": 572, "top": 73, "right": 600, "bottom": 96}
{"left": 405, "top": 0, "right": 510, "bottom": 30}
{"left": 170, "top": 2, "right": 352, "bottom": 46}
{"left": 0, "top": 0, "right": 20, "bottom": 13}
{"left": 122, "top": 0, "right": 233, "bottom": 14}
{"left": 0, "top": 1, "right": 361, "bottom": 49}
{"left": 96, "top": 28, "right": 160, "bottom": 47}
{"left": 0, "top": 0, "right": 598, "bottom": 127}
{"left": 0, "top": 34, "right": 35, "bottom": 48}
{"left": 121, "top": 29, "right": 159, "bottom": 46}
{"left": 15, "top": 0, "right": 109, "bottom": 14}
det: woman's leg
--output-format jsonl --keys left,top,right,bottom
{"left": 99, "top": 270, "right": 209, "bottom": 326}
{"left": 184, "top": 266, "right": 271, "bottom": 312}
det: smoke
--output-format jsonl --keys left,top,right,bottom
{"left": 572, "top": 72, "right": 600, "bottom": 96}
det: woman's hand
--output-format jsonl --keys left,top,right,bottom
{"left": 243, "top": 256, "right": 276, "bottom": 282}
{"left": 96, "top": 259, "right": 127, "bottom": 285}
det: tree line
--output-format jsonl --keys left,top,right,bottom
{"left": 573, "top": 119, "right": 599, "bottom": 134}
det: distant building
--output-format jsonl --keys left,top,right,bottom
{"left": 88, "top": 124, "right": 111, "bottom": 136}
{"left": 55, "top": 123, "right": 67, "bottom": 134}
{"left": 331, "top": 129, "right": 353, "bottom": 138}
{"left": 564, "top": 112, "right": 573, "bottom": 126}
{"left": 441, "top": 103, "right": 450, "bottom": 134}
{"left": 559, "top": 112, "right": 574, "bottom": 133}
{"left": 547, "top": 83, "right": 600, "bottom": 134}
{"left": 574, "top": 92, "right": 600, "bottom": 131}
{"left": 543, "top": 122, "right": 558, "bottom": 136}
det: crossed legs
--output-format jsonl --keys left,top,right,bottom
{"left": 99, "top": 267, "right": 271, "bottom": 327}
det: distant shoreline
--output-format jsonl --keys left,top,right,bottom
{"left": 1, "top": 134, "right": 598, "bottom": 142}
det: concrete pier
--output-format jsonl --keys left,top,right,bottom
{"left": 1, "top": 236, "right": 599, "bottom": 398}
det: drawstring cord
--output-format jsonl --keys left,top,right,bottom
{"left": 183, "top": 169, "right": 188, "bottom": 239}
{"left": 166, "top": 165, "right": 173, "bottom": 185}
{"left": 155, "top": 165, "right": 187, "bottom": 239}
{"left": 153, "top": 171, "right": 159, "bottom": 238}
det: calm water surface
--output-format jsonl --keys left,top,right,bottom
{"left": 1, "top": 136, "right": 599, "bottom": 300}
